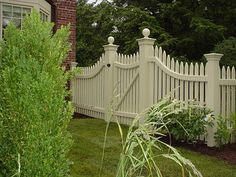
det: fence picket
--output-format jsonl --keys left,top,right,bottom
{"left": 158, "top": 66, "right": 162, "bottom": 100}
{"left": 194, "top": 63, "right": 199, "bottom": 101}
{"left": 163, "top": 51, "right": 167, "bottom": 65}
{"left": 180, "top": 62, "right": 184, "bottom": 103}
{"left": 232, "top": 67, "right": 236, "bottom": 113}
{"left": 199, "top": 63, "right": 204, "bottom": 105}
{"left": 175, "top": 61, "right": 180, "bottom": 100}
{"left": 189, "top": 63, "right": 194, "bottom": 101}
{"left": 226, "top": 66, "right": 231, "bottom": 119}
{"left": 163, "top": 70, "right": 166, "bottom": 97}
{"left": 170, "top": 59, "right": 174, "bottom": 98}
{"left": 222, "top": 66, "right": 226, "bottom": 117}
{"left": 167, "top": 55, "right": 171, "bottom": 68}
{"left": 154, "top": 46, "right": 158, "bottom": 57}
{"left": 184, "top": 63, "right": 189, "bottom": 102}
{"left": 154, "top": 64, "right": 157, "bottom": 102}
{"left": 166, "top": 55, "right": 171, "bottom": 95}
{"left": 158, "top": 47, "right": 162, "bottom": 62}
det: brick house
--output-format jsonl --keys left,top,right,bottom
{"left": 0, "top": 0, "right": 76, "bottom": 68}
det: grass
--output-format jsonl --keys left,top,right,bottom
{"left": 68, "top": 118, "right": 236, "bottom": 177}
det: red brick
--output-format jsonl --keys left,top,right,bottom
{"left": 47, "top": 0, "right": 76, "bottom": 69}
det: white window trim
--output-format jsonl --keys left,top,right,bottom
{"left": 40, "top": 8, "right": 50, "bottom": 22}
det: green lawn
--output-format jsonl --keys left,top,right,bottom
{"left": 68, "top": 118, "right": 236, "bottom": 177}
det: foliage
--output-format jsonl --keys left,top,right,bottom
{"left": 76, "top": 0, "right": 112, "bottom": 66}
{"left": 147, "top": 100, "right": 213, "bottom": 143}
{"left": 113, "top": 0, "right": 236, "bottom": 37}
{"left": 195, "top": 0, "right": 236, "bottom": 37}
{"left": 165, "top": 103, "right": 212, "bottom": 143}
{"left": 213, "top": 37, "right": 236, "bottom": 67}
{"left": 76, "top": 0, "right": 171, "bottom": 66}
{"left": 214, "top": 117, "right": 231, "bottom": 147}
{"left": 116, "top": 97, "right": 204, "bottom": 177}
{"left": 214, "top": 114, "right": 236, "bottom": 147}
{"left": 186, "top": 17, "right": 224, "bottom": 59}
{"left": 0, "top": 11, "right": 73, "bottom": 176}
{"left": 232, "top": 114, "right": 236, "bottom": 145}
{"left": 77, "top": 0, "right": 234, "bottom": 66}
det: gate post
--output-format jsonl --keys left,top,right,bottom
{"left": 205, "top": 53, "right": 223, "bottom": 147}
{"left": 103, "top": 37, "right": 119, "bottom": 108}
{"left": 137, "top": 29, "right": 156, "bottom": 123}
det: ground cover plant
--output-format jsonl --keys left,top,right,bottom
{"left": 69, "top": 118, "right": 236, "bottom": 177}
{"left": 0, "top": 11, "right": 73, "bottom": 176}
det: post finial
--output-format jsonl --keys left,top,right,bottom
{"left": 142, "top": 28, "right": 150, "bottom": 38}
{"left": 108, "top": 36, "right": 115, "bottom": 45}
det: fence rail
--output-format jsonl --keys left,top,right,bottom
{"left": 71, "top": 29, "right": 236, "bottom": 147}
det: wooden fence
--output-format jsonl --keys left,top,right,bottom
{"left": 71, "top": 29, "right": 236, "bottom": 147}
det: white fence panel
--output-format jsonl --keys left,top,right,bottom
{"left": 72, "top": 54, "right": 106, "bottom": 119}
{"left": 220, "top": 66, "right": 236, "bottom": 119}
{"left": 113, "top": 53, "right": 140, "bottom": 125}
{"left": 150, "top": 46, "right": 207, "bottom": 106}
{"left": 72, "top": 28, "right": 236, "bottom": 147}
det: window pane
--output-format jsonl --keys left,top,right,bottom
{"left": 13, "top": 18, "right": 21, "bottom": 28}
{"left": 13, "top": 6, "right": 21, "bottom": 18}
{"left": 40, "top": 10, "right": 49, "bottom": 22}
{"left": 40, "top": 11, "right": 43, "bottom": 21}
{"left": 2, "top": 18, "right": 11, "bottom": 28}
{"left": 3, "top": 5, "right": 12, "bottom": 17}
{"left": 22, "top": 8, "right": 31, "bottom": 16}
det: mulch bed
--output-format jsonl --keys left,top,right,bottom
{"left": 164, "top": 137, "right": 236, "bottom": 165}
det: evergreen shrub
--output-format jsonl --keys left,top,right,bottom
{"left": 0, "top": 11, "right": 73, "bottom": 177}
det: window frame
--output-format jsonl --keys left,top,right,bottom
{"left": 40, "top": 8, "right": 49, "bottom": 22}
{"left": 0, "top": 0, "right": 51, "bottom": 39}
{"left": 1, "top": 3, "right": 32, "bottom": 38}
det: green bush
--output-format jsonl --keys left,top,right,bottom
{"left": 0, "top": 11, "right": 73, "bottom": 176}
{"left": 214, "top": 114, "right": 236, "bottom": 147}
{"left": 149, "top": 99, "right": 213, "bottom": 143}
{"left": 168, "top": 105, "right": 212, "bottom": 143}
{"left": 214, "top": 116, "right": 231, "bottom": 147}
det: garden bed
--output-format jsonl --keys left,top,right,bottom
{"left": 174, "top": 141, "right": 236, "bottom": 164}
{"left": 160, "top": 135, "right": 236, "bottom": 165}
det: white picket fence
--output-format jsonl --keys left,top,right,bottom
{"left": 71, "top": 29, "right": 236, "bottom": 147}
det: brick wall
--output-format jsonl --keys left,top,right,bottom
{"left": 49, "top": 0, "right": 77, "bottom": 69}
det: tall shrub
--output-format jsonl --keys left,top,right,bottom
{"left": 0, "top": 11, "right": 73, "bottom": 176}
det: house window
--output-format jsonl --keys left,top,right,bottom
{"left": 0, "top": 0, "right": 51, "bottom": 39}
{"left": 1, "top": 4, "right": 31, "bottom": 37}
{"left": 40, "top": 10, "right": 49, "bottom": 22}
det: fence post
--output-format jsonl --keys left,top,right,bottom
{"left": 205, "top": 53, "right": 223, "bottom": 147}
{"left": 137, "top": 29, "right": 156, "bottom": 122}
{"left": 103, "top": 36, "right": 119, "bottom": 108}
